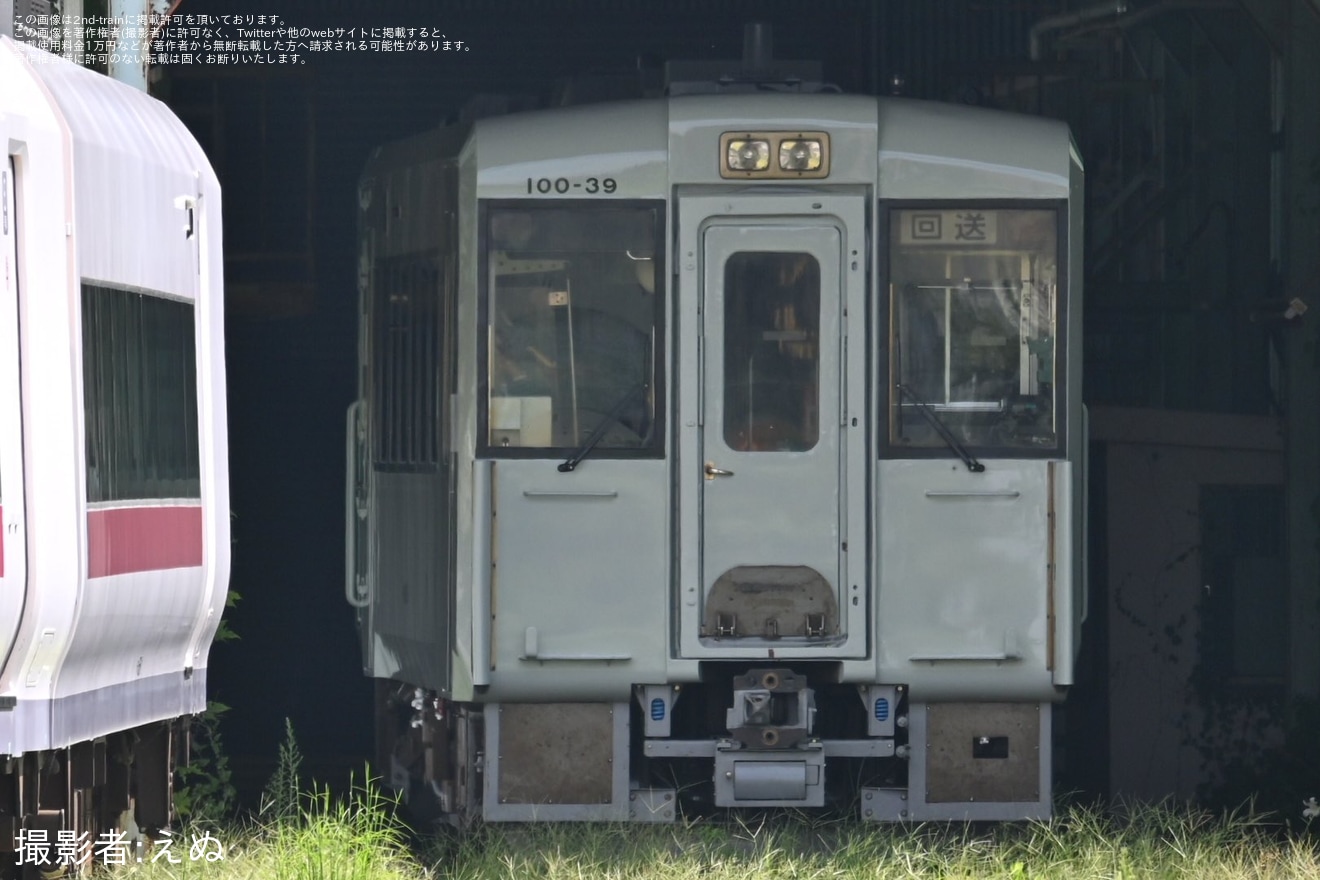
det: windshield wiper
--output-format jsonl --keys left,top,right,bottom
{"left": 558, "top": 383, "right": 648, "bottom": 473}
{"left": 896, "top": 383, "right": 985, "bottom": 473}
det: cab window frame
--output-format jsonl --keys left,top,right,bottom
{"left": 477, "top": 199, "right": 667, "bottom": 461}
{"left": 878, "top": 199, "right": 1068, "bottom": 461}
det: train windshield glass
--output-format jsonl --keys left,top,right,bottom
{"left": 889, "top": 207, "right": 1060, "bottom": 452}
{"left": 485, "top": 205, "right": 662, "bottom": 453}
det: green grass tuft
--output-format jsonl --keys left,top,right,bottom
{"left": 258, "top": 773, "right": 419, "bottom": 880}
{"left": 259, "top": 717, "right": 305, "bottom": 824}
{"left": 427, "top": 803, "right": 1320, "bottom": 880}
{"left": 99, "top": 799, "right": 1320, "bottom": 879}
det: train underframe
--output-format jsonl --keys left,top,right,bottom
{"left": 0, "top": 720, "right": 186, "bottom": 878}
{"left": 378, "top": 664, "right": 1054, "bottom": 826}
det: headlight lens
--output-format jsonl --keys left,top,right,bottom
{"left": 778, "top": 139, "right": 823, "bottom": 172}
{"left": 727, "top": 139, "right": 771, "bottom": 172}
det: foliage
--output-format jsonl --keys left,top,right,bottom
{"left": 260, "top": 717, "right": 305, "bottom": 824}
{"left": 172, "top": 703, "right": 237, "bottom": 825}
{"left": 213, "top": 589, "right": 241, "bottom": 645}
{"left": 173, "top": 589, "right": 241, "bottom": 825}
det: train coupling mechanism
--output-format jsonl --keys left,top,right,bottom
{"left": 714, "top": 668, "right": 823, "bottom": 806}
{"left": 725, "top": 668, "right": 815, "bottom": 749}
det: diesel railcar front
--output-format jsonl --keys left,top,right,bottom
{"left": 349, "top": 84, "right": 1084, "bottom": 823}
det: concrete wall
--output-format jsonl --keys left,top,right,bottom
{"left": 1093, "top": 407, "right": 1285, "bottom": 801}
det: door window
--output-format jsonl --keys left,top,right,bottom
{"left": 722, "top": 252, "right": 820, "bottom": 453}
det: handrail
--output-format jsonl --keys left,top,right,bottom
{"left": 522, "top": 489, "right": 619, "bottom": 499}
{"left": 344, "top": 401, "right": 370, "bottom": 608}
{"left": 472, "top": 461, "right": 492, "bottom": 686}
{"left": 909, "top": 652, "right": 1022, "bottom": 662}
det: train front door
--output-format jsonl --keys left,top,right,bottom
{"left": 677, "top": 195, "right": 867, "bottom": 658}
{"left": 0, "top": 158, "right": 28, "bottom": 670}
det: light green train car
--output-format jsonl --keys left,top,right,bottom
{"left": 347, "top": 43, "right": 1085, "bottom": 824}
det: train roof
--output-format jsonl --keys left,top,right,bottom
{"left": 1, "top": 36, "right": 218, "bottom": 298}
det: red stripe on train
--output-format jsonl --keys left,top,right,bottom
{"left": 87, "top": 505, "right": 203, "bottom": 578}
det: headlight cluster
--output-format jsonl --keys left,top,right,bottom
{"left": 720, "top": 131, "right": 830, "bottom": 179}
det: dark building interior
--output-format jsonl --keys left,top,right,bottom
{"left": 18, "top": 0, "right": 1318, "bottom": 810}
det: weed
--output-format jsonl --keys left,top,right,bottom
{"left": 172, "top": 703, "right": 236, "bottom": 825}
{"left": 262, "top": 773, "right": 417, "bottom": 880}
{"left": 260, "top": 717, "right": 304, "bottom": 823}
{"left": 172, "top": 589, "right": 242, "bottom": 826}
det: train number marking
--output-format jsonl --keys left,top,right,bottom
{"left": 526, "top": 176, "right": 617, "bottom": 195}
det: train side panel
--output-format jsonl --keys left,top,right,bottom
{"left": 0, "top": 159, "right": 21, "bottom": 700}
{"left": 0, "top": 38, "right": 84, "bottom": 755}
{"left": 24, "top": 43, "right": 227, "bottom": 748}
{"left": 0, "top": 35, "right": 230, "bottom": 841}
{"left": 353, "top": 126, "right": 465, "bottom": 695}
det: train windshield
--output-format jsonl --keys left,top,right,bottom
{"left": 888, "top": 206, "right": 1061, "bottom": 452}
{"left": 484, "top": 204, "right": 662, "bottom": 453}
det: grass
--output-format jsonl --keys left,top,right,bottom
{"left": 101, "top": 775, "right": 420, "bottom": 880}
{"left": 98, "top": 797, "right": 1320, "bottom": 879}
{"left": 433, "top": 803, "right": 1320, "bottom": 880}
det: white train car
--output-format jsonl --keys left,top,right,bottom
{"left": 0, "top": 35, "right": 229, "bottom": 851}
{"left": 350, "top": 39, "right": 1084, "bottom": 824}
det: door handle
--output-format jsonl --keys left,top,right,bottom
{"left": 705, "top": 461, "right": 735, "bottom": 480}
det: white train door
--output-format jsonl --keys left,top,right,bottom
{"left": 678, "top": 194, "right": 868, "bottom": 658}
{"left": 0, "top": 158, "right": 27, "bottom": 666}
